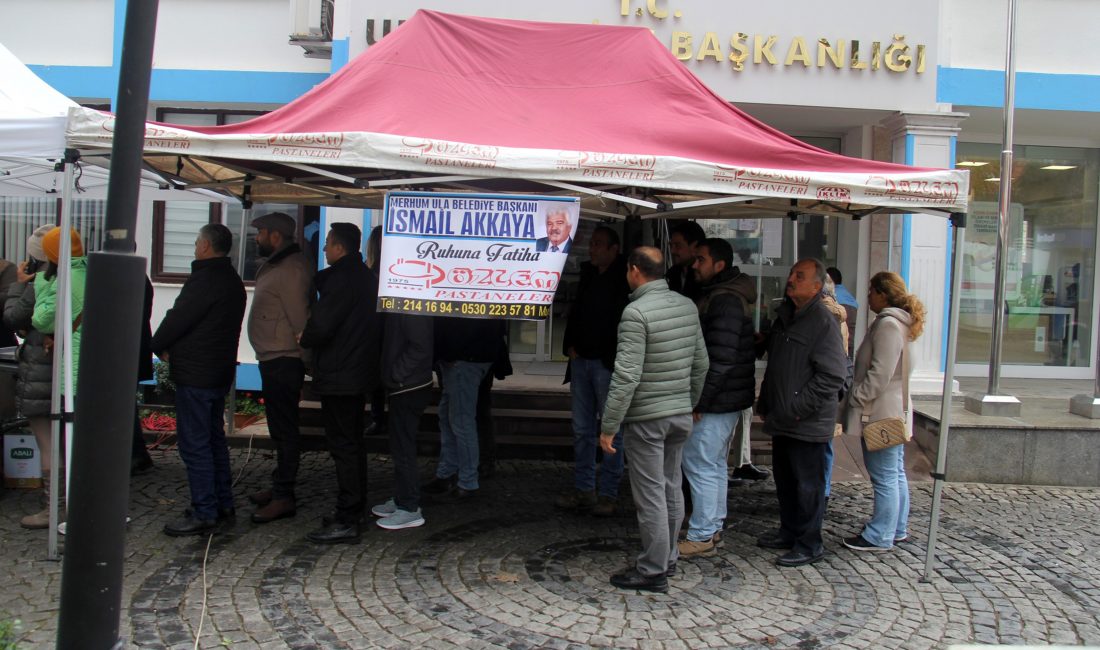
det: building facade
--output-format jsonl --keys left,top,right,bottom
{"left": 2, "top": 0, "right": 1098, "bottom": 388}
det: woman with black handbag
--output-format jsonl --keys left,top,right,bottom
{"left": 841, "top": 271, "right": 925, "bottom": 552}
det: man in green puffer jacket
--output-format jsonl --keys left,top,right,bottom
{"left": 599, "top": 246, "right": 708, "bottom": 593}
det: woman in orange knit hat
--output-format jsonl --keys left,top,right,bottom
{"left": 32, "top": 227, "right": 87, "bottom": 396}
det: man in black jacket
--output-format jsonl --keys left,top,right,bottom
{"left": 665, "top": 220, "right": 705, "bottom": 302}
{"left": 299, "top": 222, "right": 377, "bottom": 544}
{"left": 755, "top": 258, "right": 849, "bottom": 567}
{"left": 678, "top": 238, "right": 757, "bottom": 558}
{"left": 152, "top": 224, "right": 246, "bottom": 537}
{"left": 555, "top": 226, "right": 629, "bottom": 516}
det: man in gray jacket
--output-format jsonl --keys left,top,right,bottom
{"left": 600, "top": 247, "right": 709, "bottom": 593}
{"left": 246, "top": 212, "right": 313, "bottom": 524}
{"left": 755, "top": 258, "right": 849, "bottom": 567}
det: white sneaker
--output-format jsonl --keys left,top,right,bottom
{"left": 376, "top": 508, "right": 425, "bottom": 530}
{"left": 371, "top": 498, "right": 397, "bottom": 518}
{"left": 58, "top": 516, "right": 131, "bottom": 536}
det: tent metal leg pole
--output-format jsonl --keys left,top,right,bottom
{"left": 922, "top": 215, "right": 966, "bottom": 582}
{"left": 46, "top": 157, "right": 76, "bottom": 560}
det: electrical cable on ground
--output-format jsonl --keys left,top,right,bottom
{"left": 191, "top": 417, "right": 260, "bottom": 649}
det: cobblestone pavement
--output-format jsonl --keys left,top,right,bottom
{"left": 2, "top": 447, "right": 1099, "bottom": 649}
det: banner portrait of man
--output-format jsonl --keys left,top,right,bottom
{"left": 535, "top": 208, "right": 574, "bottom": 254}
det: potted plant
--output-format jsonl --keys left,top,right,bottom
{"left": 232, "top": 392, "right": 265, "bottom": 430}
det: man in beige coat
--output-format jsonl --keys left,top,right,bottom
{"left": 247, "top": 212, "right": 313, "bottom": 524}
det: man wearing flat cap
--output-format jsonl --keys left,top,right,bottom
{"left": 246, "top": 212, "right": 314, "bottom": 524}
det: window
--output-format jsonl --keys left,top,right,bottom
{"left": 1, "top": 197, "right": 106, "bottom": 262}
{"left": 152, "top": 202, "right": 308, "bottom": 283}
{"left": 955, "top": 143, "right": 1098, "bottom": 367}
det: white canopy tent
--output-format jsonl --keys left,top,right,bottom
{"left": 1, "top": 42, "right": 225, "bottom": 558}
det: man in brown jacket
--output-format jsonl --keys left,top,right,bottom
{"left": 246, "top": 212, "right": 313, "bottom": 524}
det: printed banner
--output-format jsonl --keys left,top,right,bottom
{"left": 378, "top": 191, "right": 579, "bottom": 320}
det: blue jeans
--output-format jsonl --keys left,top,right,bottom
{"left": 861, "top": 439, "right": 910, "bottom": 547}
{"left": 824, "top": 439, "right": 834, "bottom": 498}
{"left": 682, "top": 411, "right": 738, "bottom": 541}
{"left": 570, "top": 357, "right": 623, "bottom": 497}
{"left": 175, "top": 383, "right": 233, "bottom": 521}
{"left": 437, "top": 361, "right": 492, "bottom": 491}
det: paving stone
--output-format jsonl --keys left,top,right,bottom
{"left": 2, "top": 450, "right": 1099, "bottom": 647}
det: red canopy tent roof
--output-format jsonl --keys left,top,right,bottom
{"left": 67, "top": 10, "right": 968, "bottom": 216}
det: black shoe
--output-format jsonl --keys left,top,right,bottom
{"left": 164, "top": 513, "right": 217, "bottom": 537}
{"left": 609, "top": 567, "right": 669, "bottom": 593}
{"left": 756, "top": 532, "right": 795, "bottom": 550}
{"left": 422, "top": 475, "right": 457, "bottom": 495}
{"left": 434, "top": 486, "right": 477, "bottom": 503}
{"left": 843, "top": 535, "right": 890, "bottom": 552}
{"left": 776, "top": 549, "right": 825, "bottom": 567}
{"left": 665, "top": 562, "right": 677, "bottom": 577}
{"left": 727, "top": 477, "right": 745, "bottom": 488}
{"left": 732, "top": 463, "right": 770, "bottom": 481}
{"left": 306, "top": 521, "right": 361, "bottom": 544}
{"left": 130, "top": 455, "right": 154, "bottom": 476}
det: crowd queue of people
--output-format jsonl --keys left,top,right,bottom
{"left": 2, "top": 213, "right": 925, "bottom": 594}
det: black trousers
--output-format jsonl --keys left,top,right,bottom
{"left": 388, "top": 388, "right": 432, "bottom": 512}
{"left": 771, "top": 435, "right": 828, "bottom": 556}
{"left": 320, "top": 393, "right": 367, "bottom": 524}
{"left": 259, "top": 357, "right": 306, "bottom": 499}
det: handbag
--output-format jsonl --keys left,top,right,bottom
{"left": 861, "top": 336, "right": 911, "bottom": 452}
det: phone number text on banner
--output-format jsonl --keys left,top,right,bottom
{"left": 378, "top": 191, "right": 578, "bottom": 320}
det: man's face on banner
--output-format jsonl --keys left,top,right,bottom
{"left": 545, "top": 210, "right": 572, "bottom": 247}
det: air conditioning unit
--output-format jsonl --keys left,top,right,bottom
{"left": 289, "top": 0, "right": 333, "bottom": 58}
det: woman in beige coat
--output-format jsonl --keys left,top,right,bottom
{"left": 841, "top": 272, "right": 925, "bottom": 551}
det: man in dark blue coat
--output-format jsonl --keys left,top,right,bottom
{"left": 755, "top": 258, "right": 848, "bottom": 567}
{"left": 152, "top": 224, "right": 246, "bottom": 536}
{"left": 299, "top": 222, "right": 378, "bottom": 544}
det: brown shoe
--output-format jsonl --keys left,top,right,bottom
{"left": 249, "top": 489, "right": 273, "bottom": 506}
{"left": 592, "top": 495, "right": 617, "bottom": 517}
{"left": 554, "top": 489, "right": 596, "bottom": 511}
{"left": 677, "top": 538, "right": 717, "bottom": 558}
{"left": 21, "top": 506, "right": 66, "bottom": 530}
{"left": 251, "top": 498, "right": 296, "bottom": 524}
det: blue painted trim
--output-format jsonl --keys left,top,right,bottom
{"left": 938, "top": 67, "right": 1100, "bottom": 113}
{"left": 27, "top": 65, "right": 328, "bottom": 105}
{"left": 941, "top": 138, "right": 957, "bottom": 372}
{"left": 148, "top": 69, "right": 328, "bottom": 104}
{"left": 900, "top": 135, "right": 913, "bottom": 285}
{"left": 27, "top": 66, "right": 119, "bottom": 100}
{"left": 236, "top": 364, "right": 263, "bottom": 392}
{"left": 331, "top": 38, "right": 351, "bottom": 73}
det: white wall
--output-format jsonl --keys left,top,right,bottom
{"left": 154, "top": 0, "right": 327, "bottom": 73}
{"left": 942, "top": 0, "right": 1100, "bottom": 74}
{"left": 0, "top": 0, "right": 114, "bottom": 66}
{"left": 0, "top": 0, "right": 327, "bottom": 74}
